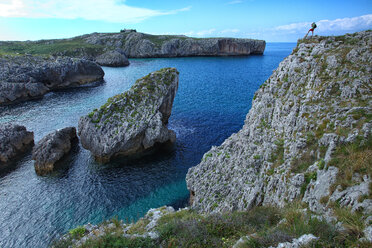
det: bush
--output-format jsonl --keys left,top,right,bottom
{"left": 69, "top": 226, "right": 86, "bottom": 239}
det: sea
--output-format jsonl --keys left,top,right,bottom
{"left": 0, "top": 42, "right": 296, "bottom": 248}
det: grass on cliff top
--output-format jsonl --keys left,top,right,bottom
{"left": 88, "top": 68, "right": 178, "bottom": 124}
{"left": 54, "top": 203, "right": 371, "bottom": 248}
{"left": 0, "top": 38, "right": 104, "bottom": 56}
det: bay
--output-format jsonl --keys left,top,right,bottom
{"left": 0, "top": 42, "right": 296, "bottom": 248}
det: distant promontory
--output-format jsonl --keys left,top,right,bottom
{"left": 0, "top": 31, "right": 266, "bottom": 65}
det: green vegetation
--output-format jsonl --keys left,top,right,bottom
{"left": 268, "top": 139, "right": 285, "bottom": 169}
{"left": 290, "top": 132, "right": 327, "bottom": 174}
{"left": 300, "top": 171, "right": 317, "bottom": 196}
{"left": 142, "top": 34, "right": 188, "bottom": 48}
{"left": 54, "top": 203, "right": 370, "bottom": 248}
{"left": 155, "top": 207, "right": 281, "bottom": 248}
{"left": 0, "top": 38, "right": 104, "bottom": 57}
{"left": 88, "top": 68, "right": 177, "bottom": 124}
{"left": 69, "top": 226, "right": 86, "bottom": 239}
{"left": 80, "top": 235, "right": 156, "bottom": 248}
{"left": 329, "top": 134, "right": 372, "bottom": 193}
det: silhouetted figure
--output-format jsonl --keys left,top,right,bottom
{"left": 305, "top": 22, "right": 317, "bottom": 38}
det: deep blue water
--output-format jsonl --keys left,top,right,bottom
{"left": 0, "top": 43, "right": 295, "bottom": 248}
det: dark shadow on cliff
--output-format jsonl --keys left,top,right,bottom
{"left": 96, "top": 140, "right": 177, "bottom": 170}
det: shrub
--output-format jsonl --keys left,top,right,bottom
{"left": 69, "top": 226, "right": 86, "bottom": 239}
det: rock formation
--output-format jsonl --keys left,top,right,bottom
{"left": 0, "top": 123, "right": 34, "bottom": 166}
{"left": 186, "top": 31, "right": 371, "bottom": 215}
{"left": 0, "top": 32, "right": 265, "bottom": 66}
{"left": 32, "top": 127, "right": 78, "bottom": 175}
{"left": 0, "top": 55, "right": 104, "bottom": 105}
{"left": 78, "top": 68, "right": 179, "bottom": 162}
{"left": 95, "top": 50, "right": 130, "bottom": 67}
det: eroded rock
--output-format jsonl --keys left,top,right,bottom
{"left": 0, "top": 55, "right": 104, "bottom": 105}
{"left": 32, "top": 127, "right": 77, "bottom": 175}
{"left": 95, "top": 50, "right": 129, "bottom": 67}
{"left": 0, "top": 123, "right": 34, "bottom": 166}
{"left": 78, "top": 68, "right": 179, "bottom": 162}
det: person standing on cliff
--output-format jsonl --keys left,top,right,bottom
{"left": 304, "top": 22, "right": 317, "bottom": 38}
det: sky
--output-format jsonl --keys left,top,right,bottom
{"left": 0, "top": 0, "right": 371, "bottom": 42}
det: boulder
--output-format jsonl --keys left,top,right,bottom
{"left": 0, "top": 55, "right": 104, "bottom": 105}
{"left": 95, "top": 50, "right": 130, "bottom": 67}
{"left": 78, "top": 68, "right": 179, "bottom": 162}
{"left": 0, "top": 123, "right": 34, "bottom": 166}
{"left": 32, "top": 127, "right": 77, "bottom": 175}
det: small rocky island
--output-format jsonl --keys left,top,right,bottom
{"left": 0, "top": 55, "right": 104, "bottom": 105}
{"left": 78, "top": 68, "right": 179, "bottom": 162}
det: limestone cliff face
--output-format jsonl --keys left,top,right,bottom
{"left": 78, "top": 68, "right": 179, "bottom": 163}
{"left": 115, "top": 32, "right": 265, "bottom": 58}
{"left": 186, "top": 31, "right": 372, "bottom": 215}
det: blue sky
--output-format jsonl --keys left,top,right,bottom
{"left": 0, "top": 0, "right": 371, "bottom": 42}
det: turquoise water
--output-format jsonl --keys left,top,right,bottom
{"left": 0, "top": 43, "right": 296, "bottom": 248}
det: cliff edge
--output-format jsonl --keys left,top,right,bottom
{"left": 186, "top": 31, "right": 371, "bottom": 216}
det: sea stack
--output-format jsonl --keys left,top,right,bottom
{"left": 78, "top": 68, "right": 179, "bottom": 163}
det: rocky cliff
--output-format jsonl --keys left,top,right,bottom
{"left": 78, "top": 68, "right": 179, "bottom": 163}
{"left": 186, "top": 31, "right": 371, "bottom": 217}
{"left": 0, "top": 55, "right": 104, "bottom": 105}
{"left": 54, "top": 31, "right": 372, "bottom": 248}
{"left": 0, "top": 32, "right": 265, "bottom": 65}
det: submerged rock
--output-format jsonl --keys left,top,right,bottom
{"left": 0, "top": 55, "right": 104, "bottom": 105}
{"left": 78, "top": 68, "right": 179, "bottom": 162}
{"left": 95, "top": 50, "right": 129, "bottom": 67}
{"left": 0, "top": 123, "right": 34, "bottom": 165}
{"left": 32, "top": 127, "right": 77, "bottom": 175}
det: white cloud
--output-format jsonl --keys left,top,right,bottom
{"left": 0, "top": 0, "right": 191, "bottom": 23}
{"left": 227, "top": 0, "right": 243, "bottom": 5}
{"left": 220, "top": 28, "right": 240, "bottom": 34}
{"left": 274, "top": 14, "right": 372, "bottom": 33}
{"left": 184, "top": 29, "right": 217, "bottom": 37}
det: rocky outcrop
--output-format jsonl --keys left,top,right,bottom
{"left": 95, "top": 50, "right": 129, "bottom": 67}
{"left": 78, "top": 68, "right": 179, "bottom": 162}
{"left": 0, "top": 55, "right": 104, "bottom": 105}
{"left": 55, "top": 206, "right": 175, "bottom": 247}
{"left": 0, "top": 123, "right": 34, "bottom": 166}
{"left": 186, "top": 31, "right": 372, "bottom": 214}
{"left": 32, "top": 127, "right": 77, "bottom": 175}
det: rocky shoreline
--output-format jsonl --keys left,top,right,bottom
{"left": 0, "top": 31, "right": 266, "bottom": 66}
{"left": 0, "top": 55, "right": 104, "bottom": 106}
{"left": 53, "top": 31, "right": 371, "bottom": 247}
